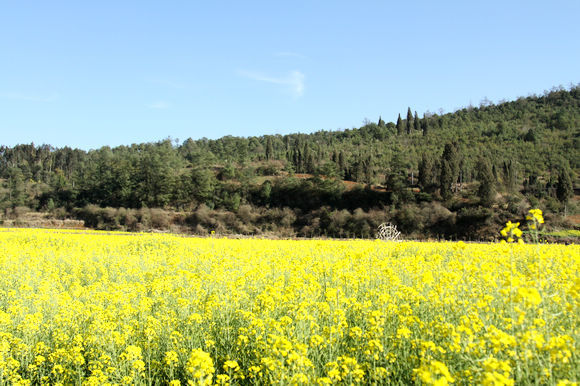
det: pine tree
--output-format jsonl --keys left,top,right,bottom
{"left": 354, "top": 157, "right": 365, "bottom": 183}
{"left": 364, "top": 155, "right": 375, "bottom": 183}
{"left": 418, "top": 154, "right": 434, "bottom": 189}
{"left": 293, "top": 148, "right": 302, "bottom": 173}
{"left": 396, "top": 114, "right": 403, "bottom": 135}
{"left": 7, "top": 167, "right": 26, "bottom": 207}
{"left": 556, "top": 167, "right": 573, "bottom": 203}
{"left": 440, "top": 163, "right": 453, "bottom": 200}
{"left": 440, "top": 142, "right": 459, "bottom": 200}
{"left": 406, "top": 107, "right": 413, "bottom": 134}
{"left": 338, "top": 150, "right": 347, "bottom": 179}
{"left": 306, "top": 153, "right": 315, "bottom": 174}
{"left": 191, "top": 167, "right": 216, "bottom": 206}
{"left": 303, "top": 145, "right": 313, "bottom": 173}
{"left": 503, "top": 160, "right": 517, "bottom": 192}
{"left": 265, "top": 137, "right": 274, "bottom": 160}
{"left": 292, "top": 139, "right": 303, "bottom": 172}
{"left": 477, "top": 157, "right": 495, "bottom": 206}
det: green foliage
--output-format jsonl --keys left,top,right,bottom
{"left": 406, "top": 107, "right": 413, "bottom": 135}
{"left": 191, "top": 167, "right": 216, "bottom": 207}
{"left": 440, "top": 142, "right": 459, "bottom": 200}
{"left": 0, "top": 85, "right": 578, "bottom": 240}
{"left": 414, "top": 111, "right": 420, "bottom": 132}
{"left": 396, "top": 114, "right": 403, "bottom": 135}
{"left": 265, "top": 137, "right": 274, "bottom": 160}
{"left": 378, "top": 116, "right": 385, "bottom": 127}
{"left": 556, "top": 167, "right": 573, "bottom": 203}
{"left": 7, "top": 167, "right": 26, "bottom": 207}
{"left": 540, "top": 229, "right": 580, "bottom": 238}
{"left": 418, "top": 154, "right": 434, "bottom": 190}
{"left": 477, "top": 157, "right": 496, "bottom": 207}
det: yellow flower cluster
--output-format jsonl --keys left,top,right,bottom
{"left": 526, "top": 209, "right": 545, "bottom": 229}
{"left": 0, "top": 228, "right": 577, "bottom": 384}
{"left": 500, "top": 221, "right": 523, "bottom": 243}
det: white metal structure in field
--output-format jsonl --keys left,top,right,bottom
{"left": 377, "top": 222, "right": 401, "bottom": 242}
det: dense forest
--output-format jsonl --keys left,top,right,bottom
{"left": 1, "top": 86, "right": 578, "bottom": 240}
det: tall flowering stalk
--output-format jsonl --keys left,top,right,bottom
{"left": 526, "top": 209, "right": 544, "bottom": 244}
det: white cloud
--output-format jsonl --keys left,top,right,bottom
{"left": 147, "top": 101, "right": 170, "bottom": 109}
{"left": 238, "top": 70, "right": 305, "bottom": 97}
{"left": 0, "top": 92, "right": 59, "bottom": 102}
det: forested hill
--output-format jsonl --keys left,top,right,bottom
{"left": 1, "top": 86, "right": 578, "bottom": 240}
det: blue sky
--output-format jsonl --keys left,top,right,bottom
{"left": 1, "top": 1, "right": 578, "bottom": 150}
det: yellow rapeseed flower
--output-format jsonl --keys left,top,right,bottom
{"left": 0, "top": 228, "right": 577, "bottom": 384}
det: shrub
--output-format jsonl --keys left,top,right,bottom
{"left": 150, "top": 208, "right": 171, "bottom": 229}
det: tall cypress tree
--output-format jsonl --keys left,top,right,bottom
{"left": 440, "top": 142, "right": 459, "bottom": 200}
{"left": 421, "top": 113, "right": 429, "bottom": 136}
{"left": 556, "top": 167, "right": 573, "bottom": 203}
{"left": 414, "top": 111, "right": 420, "bottom": 131}
{"left": 265, "top": 137, "right": 274, "bottom": 160}
{"left": 378, "top": 116, "right": 385, "bottom": 127}
{"left": 396, "top": 114, "right": 403, "bottom": 135}
{"left": 292, "top": 139, "right": 303, "bottom": 172}
{"left": 406, "top": 107, "right": 413, "bottom": 134}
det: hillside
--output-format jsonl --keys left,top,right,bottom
{"left": 1, "top": 86, "right": 579, "bottom": 240}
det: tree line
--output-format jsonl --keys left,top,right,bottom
{"left": 0, "top": 86, "right": 578, "bottom": 240}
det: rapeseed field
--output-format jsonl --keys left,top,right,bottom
{"left": 0, "top": 228, "right": 577, "bottom": 385}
